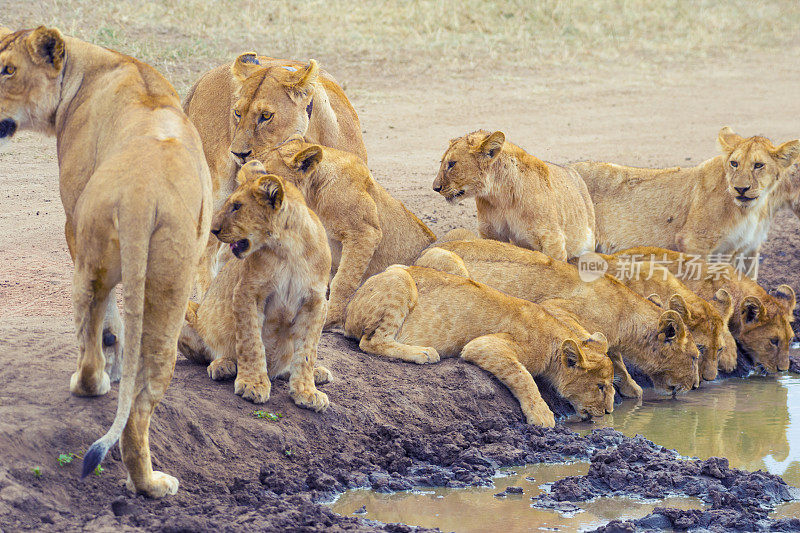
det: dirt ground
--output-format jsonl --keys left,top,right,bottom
{"left": 2, "top": 48, "right": 800, "bottom": 531}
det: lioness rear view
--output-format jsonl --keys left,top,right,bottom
{"left": 0, "top": 28, "right": 212, "bottom": 496}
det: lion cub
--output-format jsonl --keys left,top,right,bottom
{"left": 179, "top": 161, "right": 332, "bottom": 412}
{"left": 432, "top": 130, "right": 595, "bottom": 260}
{"left": 344, "top": 265, "right": 615, "bottom": 426}
{"left": 256, "top": 135, "right": 436, "bottom": 329}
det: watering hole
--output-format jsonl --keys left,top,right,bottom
{"left": 329, "top": 373, "right": 800, "bottom": 531}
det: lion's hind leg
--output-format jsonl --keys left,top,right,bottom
{"left": 461, "top": 333, "right": 555, "bottom": 427}
{"left": 344, "top": 266, "right": 439, "bottom": 365}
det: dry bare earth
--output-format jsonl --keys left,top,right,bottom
{"left": 2, "top": 2, "right": 800, "bottom": 531}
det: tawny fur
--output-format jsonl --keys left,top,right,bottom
{"left": 416, "top": 239, "right": 700, "bottom": 393}
{"left": 614, "top": 247, "right": 795, "bottom": 373}
{"left": 255, "top": 135, "right": 436, "bottom": 329}
{"left": 432, "top": 130, "right": 595, "bottom": 261}
{"left": 0, "top": 27, "right": 212, "bottom": 498}
{"left": 183, "top": 52, "right": 366, "bottom": 293}
{"left": 179, "top": 162, "right": 332, "bottom": 413}
{"left": 571, "top": 127, "right": 800, "bottom": 280}
{"left": 344, "top": 265, "right": 615, "bottom": 426}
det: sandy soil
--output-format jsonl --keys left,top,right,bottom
{"left": 1, "top": 54, "right": 799, "bottom": 531}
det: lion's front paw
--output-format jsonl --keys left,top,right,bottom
{"left": 207, "top": 358, "right": 237, "bottom": 381}
{"left": 410, "top": 347, "right": 440, "bottom": 364}
{"left": 126, "top": 471, "right": 179, "bottom": 498}
{"left": 234, "top": 373, "right": 271, "bottom": 403}
{"left": 70, "top": 370, "right": 111, "bottom": 397}
{"left": 313, "top": 366, "right": 333, "bottom": 385}
{"left": 524, "top": 403, "right": 556, "bottom": 427}
{"left": 291, "top": 387, "right": 330, "bottom": 413}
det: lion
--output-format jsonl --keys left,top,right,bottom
{"left": 415, "top": 238, "right": 700, "bottom": 394}
{"left": 613, "top": 247, "right": 795, "bottom": 374}
{"left": 432, "top": 130, "right": 595, "bottom": 261}
{"left": 570, "top": 127, "right": 800, "bottom": 279}
{"left": 178, "top": 161, "right": 332, "bottom": 411}
{"left": 255, "top": 135, "right": 436, "bottom": 328}
{"left": 184, "top": 53, "right": 367, "bottom": 292}
{"left": 594, "top": 254, "right": 735, "bottom": 378}
{"left": 344, "top": 265, "right": 615, "bottom": 425}
{"left": 0, "top": 27, "right": 212, "bottom": 497}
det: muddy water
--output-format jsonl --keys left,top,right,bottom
{"left": 331, "top": 373, "right": 800, "bottom": 530}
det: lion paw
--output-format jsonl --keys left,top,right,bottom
{"left": 207, "top": 358, "right": 237, "bottom": 381}
{"left": 524, "top": 404, "right": 556, "bottom": 428}
{"left": 126, "top": 471, "right": 179, "bottom": 498}
{"left": 410, "top": 347, "right": 440, "bottom": 364}
{"left": 291, "top": 386, "right": 330, "bottom": 413}
{"left": 234, "top": 373, "right": 271, "bottom": 403}
{"left": 313, "top": 366, "right": 333, "bottom": 385}
{"left": 70, "top": 370, "right": 111, "bottom": 397}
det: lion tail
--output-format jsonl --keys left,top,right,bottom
{"left": 82, "top": 201, "right": 155, "bottom": 478}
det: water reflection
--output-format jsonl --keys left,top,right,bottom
{"left": 329, "top": 463, "right": 703, "bottom": 533}
{"left": 570, "top": 375, "right": 800, "bottom": 487}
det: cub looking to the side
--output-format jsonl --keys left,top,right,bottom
{"left": 432, "top": 130, "right": 595, "bottom": 261}
{"left": 344, "top": 265, "right": 615, "bottom": 426}
{"left": 257, "top": 135, "right": 436, "bottom": 329}
{"left": 179, "top": 161, "right": 332, "bottom": 412}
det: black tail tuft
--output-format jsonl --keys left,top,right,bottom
{"left": 81, "top": 440, "right": 109, "bottom": 479}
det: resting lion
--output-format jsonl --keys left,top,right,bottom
{"left": 614, "top": 247, "right": 795, "bottom": 374}
{"left": 179, "top": 161, "right": 331, "bottom": 412}
{"left": 432, "top": 130, "right": 595, "bottom": 261}
{"left": 416, "top": 237, "right": 700, "bottom": 394}
{"left": 344, "top": 265, "right": 615, "bottom": 426}
{"left": 256, "top": 135, "right": 436, "bottom": 329}
{"left": 184, "top": 53, "right": 367, "bottom": 292}
{"left": 571, "top": 127, "right": 800, "bottom": 279}
{"left": 0, "top": 27, "right": 212, "bottom": 497}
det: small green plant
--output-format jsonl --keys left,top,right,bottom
{"left": 31, "top": 466, "right": 42, "bottom": 477}
{"left": 57, "top": 453, "right": 78, "bottom": 467}
{"left": 253, "top": 410, "right": 283, "bottom": 421}
{"left": 284, "top": 448, "right": 293, "bottom": 458}
{"left": 93, "top": 465, "right": 104, "bottom": 476}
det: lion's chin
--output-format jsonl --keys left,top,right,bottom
{"left": 445, "top": 190, "right": 467, "bottom": 204}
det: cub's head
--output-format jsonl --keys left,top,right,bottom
{"left": 210, "top": 160, "right": 288, "bottom": 258}
{"left": 667, "top": 293, "right": 725, "bottom": 382}
{"left": 718, "top": 127, "right": 800, "bottom": 207}
{"left": 736, "top": 285, "right": 795, "bottom": 373}
{"left": 228, "top": 52, "right": 319, "bottom": 166}
{"left": 0, "top": 26, "right": 66, "bottom": 149}
{"left": 553, "top": 333, "right": 615, "bottom": 420}
{"left": 645, "top": 309, "right": 700, "bottom": 393}
{"left": 256, "top": 134, "right": 324, "bottom": 183}
{"left": 433, "top": 130, "right": 505, "bottom": 203}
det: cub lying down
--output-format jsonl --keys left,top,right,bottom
{"left": 257, "top": 135, "right": 436, "bottom": 329}
{"left": 179, "top": 161, "right": 332, "bottom": 411}
{"left": 344, "top": 265, "right": 615, "bottom": 426}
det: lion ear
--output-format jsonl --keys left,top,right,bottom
{"left": 288, "top": 145, "right": 323, "bottom": 174}
{"left": 668, "top": 294, "right": 691, "bottom": 324}
{"left": 254, "top": 174, "right": 285, "bottom": 210}
{"left": 283, "top": 59, "right": 319, "bottom": 103}
{"left": 26, "top": 26, "right": 65, "bottom": 72}
{"left": 231, "top": 52, "right": 261, "bottom": 83}
{"left": 236, "top": 160, "right": 267, "bottom": 185}
{"left": 473, "top": 131, "right": 505, "bottom": 160}
{"left": 712, "top": 288, "right": 733, "bottom": 321}
{"left": 561, "top": 339, "right": 589, "bottom": 369}
{"left": 741, "top": 296, "right": 765, "bottom": 324}
{"left": 771, "top": 284, "right": 796, "bottom": 314}
{"left": 770, "top": 139, "right": 800, "bottom": 169}
{"left": 717, "top": 126, "right": 744, "bottom": 154}
{"left": 658, "top": 310, "right": 686, "bottom": 342}
{"left": 646, "top": 293, "right": 663, "bottom": 307}
{"left": 583, "top": 332, "right": 608, "bottom": 354}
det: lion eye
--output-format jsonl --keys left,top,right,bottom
{"left": 231, "top": 202, "right": 242, "bottom": 212}
{"left": 447, "top": 160, "right": 456, "bottom": 170}
{"left": 730, "top": 160, "right": 738, "bottom": 168}
{"left": 259, "top": 112, "right": 274, "bottom": 124}
{"left": 597, "top": 383, "right": 605, "bottom": 392}
{"left": 1, "top": 65, "right": 14, "bottom": 76}
{"left": 753, "top": 162, "right": 764, "bottom": 169}
{"left": 233, "top": 110, "right": 241, "bottom": 120}
{"left": 697, "top": 345, "right": 706, "bottom": 355}
{"left": 717, "top": 347, "right": 724, "bottom": 354}
{"left": 770, "top": 337, "right": 780, "bottom": 347}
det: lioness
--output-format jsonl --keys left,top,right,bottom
{"left": 432, "top": 130, "right": 595, "bottom": 261}
{"left": 416, "top": 238, "right": 700, "bottom": 394}
{"left": 614, "top": 247, "right": 796, "bottom": 374}
{"left": 184, "top": 53, "right": 366, "bottom": 292}
{"left": 0, "top": 27, "right": 212, "bottom": 497}
{"left": 571, "top": 127, "right": 800, "bottom": 279}
{"left": 595, "top": 254, "right": 735, "bottom": 378}
{"left": 344, "top": 265, "right": 615, "bottom": 426}
{"left": 179, "top": 161, "right": 331, "bottom": 411}
{"left": 255, "top": 135, "right": 436, "bottom": 329}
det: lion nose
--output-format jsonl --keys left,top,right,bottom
{"left": 231, "top": 150, "right": 252, "bottom": 162}
{"left": 0, "top": 118, "right": 17, "bottom": 138}
{"left": 433, "top": 184, "right": 442, "bottom": 192}
{"left": 210, "top": 227, "right": 221, "bottom": 236}
{"left": 734, "top": 186, "right": 750, "bottom": 195}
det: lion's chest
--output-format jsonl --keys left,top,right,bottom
{"left": 714, "top": 203, "right": 771, "bottom": 255}
{"left": 262, "top": 264, "right": 312, "bottom": 325}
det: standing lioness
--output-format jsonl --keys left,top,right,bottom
{"left": 432, "top": 130, "right": 595, "bottom": 260}
{"left": 179, "top": 161, "right": 332, "bottom": 412}
{"left": 0, "top": 27, "right": 212, "bottom": 497}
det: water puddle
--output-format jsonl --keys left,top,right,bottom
{"left": 329, "top": 463, "right": 703, "bottom": 532}
{"left": 330, "top": 373, "right": 800, "bottom": 530}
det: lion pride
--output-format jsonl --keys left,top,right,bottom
{"left": 0, "top": 27, "right": 212, "bottom": 497}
